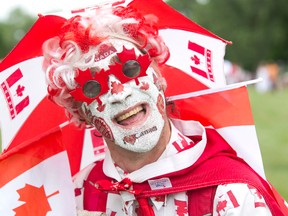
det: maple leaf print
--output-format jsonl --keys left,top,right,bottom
{"left": 97, "top": 104, "right": 106, "bottom": 112}
{"left": 155, "top": 195, "right": 165, "bottom": 202}
{"left": 111, "top": 81, "right": 124, "bottom": 95}
{"left": 216, "top": 200, "right": 227, "bottom": 215}
{"left": 253, "top": 189, "right": 263, "bottom": 199}
{"left": 16, "top": 85, "right": 25, "bottom": 97}
{"left": 123, "top": 134, "right": 136, "bottom": 144}
{"left": 174, "top": 199, "right": 188, "bottom": 216}
{"left": 191, "top": 54, "right": 200, "bottom": 65}
{"left": 13, "top": 184, "right": 59, "bottom": 216}
{"left": 140, "top": 82, "right": 149, "bottom": 90}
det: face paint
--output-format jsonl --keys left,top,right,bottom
{"left": 75, "top": 40, "right": 166, "bottom": 153}
{"left": 85, "top": 66, "right": 166, "bottom": 153}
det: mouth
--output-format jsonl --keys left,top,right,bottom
{"left": 114, "top": 103, "right": 148, "bottom": 127}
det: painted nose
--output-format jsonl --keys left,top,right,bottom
{"left": 107, "top": 76, "right": 132, "bottom": 104}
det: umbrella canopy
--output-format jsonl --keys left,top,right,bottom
{"left": 0, "top": 0, "right": 229, "bottom": 176}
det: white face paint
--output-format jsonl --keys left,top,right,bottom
{"left": 79, "top": 40, "right": 166, "bottom": 153}
{"left": 85, "top": 69, "right": 165, "bottom": 152}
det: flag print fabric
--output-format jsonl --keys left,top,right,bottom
{"left": 0, "top": 128, "right": 76, "bottom": 215}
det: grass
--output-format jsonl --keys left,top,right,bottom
{"left": 248, "top": 86, "right": 288, "bottom": 200}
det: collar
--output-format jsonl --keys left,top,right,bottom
{"left": 103, "top": 120, "right": 207, "bottom": 183}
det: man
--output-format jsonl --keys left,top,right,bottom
{"left": 42, "top": 4, "right": 286, "bottom": 216}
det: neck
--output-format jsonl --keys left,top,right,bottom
{"left": 106, "top": 118, "right": 171, "bottom": 173}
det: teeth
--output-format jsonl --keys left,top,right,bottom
{"left": 116, "top": 106, "right": 143, "bottom": 122}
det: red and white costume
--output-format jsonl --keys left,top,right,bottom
{"left": 75, "top": 120, "right": 286, "bottom": 215}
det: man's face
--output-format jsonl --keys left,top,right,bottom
{"left": 77, "top": 41, "right": 166, "bottom": 153}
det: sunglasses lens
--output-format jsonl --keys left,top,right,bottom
{"left": 123, "top": 60, "right": 141, "bottom": 78}
{"left": 83, "top": 80, "right": 101, "bottom": 98}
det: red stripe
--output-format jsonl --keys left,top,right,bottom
{"left": 227, "top": 190, "right": 240, "bottom": 208}
{"left": 15, "top": 96, "right": 30, "bottom": 114}
{"left": 188, "top": 41, "right": 205, "bottom": 55}
{"left": 255, "top": 202, "right": 266, "bottom": 208}
{"left": 6, "top": 68, "right": 22, "bottom": 87}
{"left": 190, "top": 66, "right": 208, "bottom": 79}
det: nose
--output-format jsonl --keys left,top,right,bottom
{"left": 107, "top": 75, "right": 132, "bottom": 104}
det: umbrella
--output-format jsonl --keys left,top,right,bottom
{"left": 0, "top": 0, "right": 230, "bottom": 176}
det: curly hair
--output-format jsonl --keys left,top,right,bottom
{"left": 42, "top": 5, "right": 169, "bottom": 127}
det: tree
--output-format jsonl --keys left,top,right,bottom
{"left": 167, "top": 0, "right": 288, "bottom": 72}
{"left": 0, "top": 8, "right": 36, "bottom": 60}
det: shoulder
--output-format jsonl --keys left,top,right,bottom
{"left": 213, "top": 183, "right": 272, "bottom": 216}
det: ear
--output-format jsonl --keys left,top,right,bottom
{"left": 151, "top": 61, "right": 167, "bottom": 92}
{"left": 157, "top": 76, "right": 167, "bottom": 92}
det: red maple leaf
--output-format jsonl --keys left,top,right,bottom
{"left": 216, "top": 200, "right": 227, "bottom": 214}
{"left": 123, "top": 134, "right": 136, "bottom": 144}
{"left": 191, "top": 54, "right": 201, "bottom": 65}
{"left": 97, "top": 103, "right": 106, "bottom": 112}
{"left": 13, "top": 184, "right": 59, "bottom": 216}
{"left": 174, "top": 199, "right": 188, "bottom": 216}
{"left": 155, "top": 195, "right": 165, "bottom": 202}
{"left": 16, "top": 85, "right": 25, "bottom": 97}
{"left": 254, "top": 189, "right": 263, "bottom": 199}
{"left": 111, "top": 81, "right": 124, "bottom": 95}
{"left": 140, "top": 82, "right": 149, "bottom": 90}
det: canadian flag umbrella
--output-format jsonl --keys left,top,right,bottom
{"left": 0, "top": 0, "right": 230, "bottom": 176}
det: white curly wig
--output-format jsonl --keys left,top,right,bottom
{"left": 42, "top": 4, "right": 169, "bottom": 127}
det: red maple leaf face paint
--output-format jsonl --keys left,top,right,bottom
{"left": 111, "top": 81, "right": 124, "bottom": 95}
{"left": 123, "top": 134, "right": 137, "bottom": 145}
{"left": 140, "top": 82, "right": 150, "bottom": 91}
{"left": 97, "top": 104, "right": 106, "bottom": 112}
{"left": 79, "top": 40, "right": 167, "bottom": 153}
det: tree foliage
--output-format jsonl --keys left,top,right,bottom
{"left": 0, "top": 8, "right": 36, "bottom": 60}
{"left": 167, "top": 0, "right": 288, "bottom": 72}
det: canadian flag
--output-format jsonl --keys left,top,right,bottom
{"left": 0, "top": 57, "right": 68, "bottom": 151}
{"left": 1, "top": 68, "right": 30, "bottom": 120}
{"left": 168, "top": 83, "right": 266, "bottom": 178}
{"left": 0, "top": 128, "right": 76, "bottom": 215}
{"left": 130, "top": 0, "right": 229, "bottom": 91}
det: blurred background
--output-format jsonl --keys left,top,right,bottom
{"left": 0, "top": 0, "right": 287, "bottom": 199}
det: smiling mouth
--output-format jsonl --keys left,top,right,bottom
{"left": 115, "top": 104, "right": 148, "bottom": 127}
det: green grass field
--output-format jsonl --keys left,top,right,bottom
{"left": 0, "top": 86, "right": 287, "bottom": 201}
{"left": 248, "top": 86, "right": 288, "bottom": 200}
